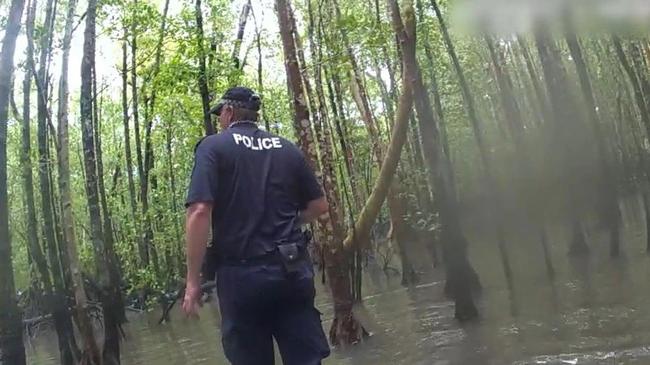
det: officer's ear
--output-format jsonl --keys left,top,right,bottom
{"left": 222, "top": 105, "right": 233, "bottom": 121}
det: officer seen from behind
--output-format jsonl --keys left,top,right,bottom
{"left": 182, "top": 86, "right": 331, "bottom": 364}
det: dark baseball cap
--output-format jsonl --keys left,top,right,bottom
{"left": 210, "top": 86, "right": 261, "bottom": 116}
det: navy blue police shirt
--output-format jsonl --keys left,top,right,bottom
{"left": 185, "top": 121, "right": 324, "bottom": 260}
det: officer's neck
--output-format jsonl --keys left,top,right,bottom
{"left": 228, "top": 120, "right": 258, "bottom": 129}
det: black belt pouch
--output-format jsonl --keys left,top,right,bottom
{"left": 277, "top": 242, "right": 301, "bottom": 275}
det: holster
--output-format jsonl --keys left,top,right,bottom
{"left": 277, "top": 242, "right": 302, "bottom": 275}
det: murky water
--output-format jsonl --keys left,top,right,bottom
{"left": 28, "top": 194, "right": 650, "bottom": 364}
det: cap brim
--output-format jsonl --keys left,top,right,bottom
{"left": 209, "top": 101, "right": 226, "bottom": 116}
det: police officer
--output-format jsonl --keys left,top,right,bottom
{"left": 182, "top": 86, "right": 331, "bottom": 365}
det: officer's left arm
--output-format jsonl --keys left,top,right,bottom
{"left": 299, "top": 196, "right": 329, "bottom": 225}
{"left": 295, "top": 151, "right": 328, "bottom": 225}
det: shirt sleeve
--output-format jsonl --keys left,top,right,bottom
{"left": 296, "top": 153, "right": 324, "bottom": 208}
{"left": 185, "top": 139, "right": 218, "bottom": 207}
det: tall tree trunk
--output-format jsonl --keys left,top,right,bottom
{"left": 0, "top": 0, "right": 27, "bottom": 363}
{"left": 35, "top": 0, "right": 80, "bottom": 361}
{"left": 142, "top": 99, "right": 159, "bottom": 276}
{"left": 232, "top": 0, "right": 252, "bottom": 69}
{"left": 429, "top": 0, "right": 514, "bottom": 295}
{"left": 95, "top": 76, "right": 127, "bottom": 323}
{"left": 613, "top": 37, "right": 650, "bottom": 136}
{"left": 253, "top": 16, "right": 269, "bottom": 130}
{"left": 612, "top": 36, "right": 650, "bottom": 253}
{"left": 165, "top": 119, "right": 183, "bottom": 276}
{"left": 308, "top": 0, "right": 368, "bottom": 300}
{"left": 21, "top": 0, "right": 52, "bottom": 297}
{"left": 564, "top": 29, "right": 621, "bottom": 257}
{"left": 534, "top": 27, "right": 589, "bottom": 256}
{"left": 122, "top": 28, "right": 137, "bottom": 221}
{"left": 195, "top": 0, "right": 214, "bottom": 135}
{"left": 484, "top": 35, "right": 555, "bottom": 281}
{"left": 131, "top": 0, "right": 148, "bottom": 267}
{"left": 276, "top": 0, "right": 367, "bottom": 345}
{"left": 81, "top": 0, "right": 122, "bottom": 363}
{"left": 138, "top": 0, "right": 171, "bottom": 282}
{"left": 341, "top": 0, "right": 416, "bottom": 255}
{"left": 516, "top": 35, "right": 551, "bottom": 125}
{"left": 407, "top": 9, "right": 480, "bottom": 320}
{"left": 629, "top": 42, "right": 650, "bottom": 127}
{"left": 333, "top": 0, "right": 418, "bottom": 285}
{"left": 36, "top": 0, "right": 57, "bottom": 266}
{"left": 415, "top": 0, "right": 451, "bottom": 267}
{"left": 57, "top": 0, "right": 102, "bottom": 361}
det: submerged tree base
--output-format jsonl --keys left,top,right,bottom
{"left": 568, "top": 218, "right": 590, "bottom": 256}
{"left": 444, "top": 263, "right": 482, "bottom": 298}
{"left": 401, "top": 268, "right": 419, "bottom": 287}
{"left": 329, "top": 310, "right": 370, "bottom": 346}
{"left": 455, "top": 297, "right": 479, "bottom": 322}
{"left": 325, "top": 246, "right": 369, "bottom": 347}
{"left": 568, "top": 237, "right": 590, "bottom": 256}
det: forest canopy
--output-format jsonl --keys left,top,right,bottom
{"left": 2, "top": 0, "right": 650, "bottom": 363}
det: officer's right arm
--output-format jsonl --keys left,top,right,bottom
{"left": 184, "top": 140, "right": 218, "bottom": 296}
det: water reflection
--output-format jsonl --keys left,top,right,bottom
{"left": 28, "top": 195, "right": 650, "bottom": 364}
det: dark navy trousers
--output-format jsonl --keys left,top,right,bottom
{"left": 216, "top": 261, "right": 330, "bottom": 365}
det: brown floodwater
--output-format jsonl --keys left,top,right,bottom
{"left": 27, "top": 194, "right": 650, "bottom": 364}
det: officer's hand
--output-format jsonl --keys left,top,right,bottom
{"left": 182, "top": 281, "right": 202, "bottom": 319}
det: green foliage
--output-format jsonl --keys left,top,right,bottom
{"left": 5, "top": 0, "right": 650, "bottom": 314}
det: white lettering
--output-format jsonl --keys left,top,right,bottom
{"left": 235, "top": 135, "right": 284, "bottom": 151}
{"left": 272, "top": 138, "right": 282, "bottom": 148}
{"left": 262, "top": 138, "right": 273, "bottom": 149}
{"left": 242, "top": 136, "right": 252, "bottom": 148}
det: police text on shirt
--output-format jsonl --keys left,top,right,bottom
{"left": 233, "top": 133, "right": 283, "bottom": 150}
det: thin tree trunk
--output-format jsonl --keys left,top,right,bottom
{"left": 308, "top": 0, "right": 368, "bottom": 300}
{"left": 21, "top": 0, "right": 52, "bottom": 297}
{"left": 509, "top": 38, "right": 543, "bottom": 127}
{"left": 142, "top": 99, "right": 158, "bottom": 276}
{"left": 252, "top": 13, "right": 269, "bottom": 131}
{"left": 407, "top": 8, "right": 480, "bottom": 320}
{"left": 484, "top": 35, "right": 556, "bottom": 281}
{"left": 165, "top": 119, "right": 183, "bottom": 275}
{"left": 613, "top": 37, "right": 650, "bottom": 136}
{"left": 630, "top": 42, "right": 650, "bottom": 122}
{"left": 276, "top": 0, "right": 367, "bottom": 345}
{"left": 415, "top": 0, "right": 451, "bottom": 267}
{"left": 195, "top": 0, "right": 214, "bottom": 135}
{"left": 429, "top": 0, "right": 514, "bottom": 295}
{"left": 613, "top": 36, "right": 650, "bottom": 253}
{"left": 0, "top": 0, "right": 27, "bottom": 363}
{"left": 81, "top": 0, "right": 122, "bottom": 362}
{"left": 139, "top": 0, "right": 171, "bottom": 281}
{"left": 564, "top": 29, "right": 621, "bottom": 257}
{"left": 534, "top": 27, "right": 589, "bottom": 256}
{"left": 57, "top": 0, "right": 102, "bottom": 361}
{"left": 34, "top": 0, "right": 80, "bottom": 361}
{"left": 122, "top": 28, "right": 137, "bottom": 221}
{"left": 95, "top": 76, "right": 127, "bottom": 324}
{"left": 342, "top": 0, "right": 417, "bottom": 254}
{"left": 232, "top": 0, "right": 252, "bottom": 69}
{"left": 131, "top": 0, "right": 148, "bottom": 267}
{"left": 517, "top": 35, "right": 551, "bottom": 125}
{"left": 333, "top": 0, "right": 418, "bottom": 286}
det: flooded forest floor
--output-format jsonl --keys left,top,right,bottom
{"left": 28, "top": 191, "right": 650, "bottom": 365}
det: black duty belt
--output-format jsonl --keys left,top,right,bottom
{"left": 216, "top": 245, "right": 307, "bottom": 268}
{"left": 217, "top": 251, "right": 282, "bottom": 267}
